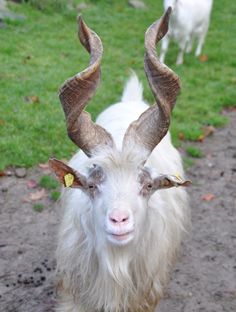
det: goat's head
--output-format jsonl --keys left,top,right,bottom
{"left": 50, "top": 8, "right": 190, "bottom": 247}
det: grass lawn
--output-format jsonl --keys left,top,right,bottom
{"left": 0, "top": 0, "right": 235, "bottom": 170}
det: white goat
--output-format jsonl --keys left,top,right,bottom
{"left": 160, "top": 0, "right": 213, "bottom": 65}
{"left": 50, "top": 9, "right": 190, "bottom": 312}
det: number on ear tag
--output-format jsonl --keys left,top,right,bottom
{"left": 64, "top": 173, "right": 74, "bottom": 187}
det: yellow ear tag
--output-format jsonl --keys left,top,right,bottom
{"left": 174, "top": 173, "right": 182, "bottom": 181}
{"left": 64, "top": 173, "right": 74, "bottom": 187}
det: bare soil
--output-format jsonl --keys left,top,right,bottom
{"left": 0, "top": 111, "right": 236, "bottom": 312}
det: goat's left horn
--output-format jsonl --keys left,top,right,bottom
{"left": 59, "top": 17, "right": 114, "bottom": 157}
{"left": 123, "top": 7, "right": 180, "bottom": 159}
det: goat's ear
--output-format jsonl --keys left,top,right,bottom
{"left": 153, "top": 174, "right": 191, "bottom": 190}
{"left": 48, "top": 158, "right": 87, "bottom": 188}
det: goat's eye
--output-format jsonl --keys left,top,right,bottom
{"left": 140, "top": 182, "right": 153, "bottom": 196}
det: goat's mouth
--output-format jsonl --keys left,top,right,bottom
{"left": 106, "top": 230, "right": 134, "bottom": 246}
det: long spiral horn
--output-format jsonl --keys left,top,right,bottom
{"left": 59, "top": 17, "right": 114, "bottom": 157}
{"left": 123, "top": 8, "right": 180, "bottom": 160}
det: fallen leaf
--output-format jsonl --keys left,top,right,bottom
{"left": 197, "top": 134, "right": 205, "bottom": 142}
{"left": 30, "top": 189, "right": 46, "bottom": 201}
{"left": 178, "top": 132, "right": 185, "bottom": 140}
{"left": 27, "top": 179, "right": 38, "bottom": 189}
{"left": 199, "top": 54, "right": 208, "bottom": 62}
{"left": 198, "top": 125, "right": 215, "bottom": 142}
{"left": 202, "top": 125, "right": 215, "bottom": 137}
{"left": 201, "top": 193, "right": 215, "bottom": 202}
{"left": 22, "top": 189, "right": 46, "bottom": 203}
{"left": 0, "top": 171, "right": 6, "bottom": 177}
{"left": 24, "top": 95, "right": 40, "bottom": 104}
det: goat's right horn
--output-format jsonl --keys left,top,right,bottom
{"left": 123, "top": 7, "right": 180, "bottom": 160}
{"left": 59, "top": 17, "right": 114, "bottom": 157}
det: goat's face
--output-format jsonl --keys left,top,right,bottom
{"left": 49, "top": 153, "right": 190, "bottom": 247}
{"left": 86, "top": 157, "right": 150, "bottom": 247}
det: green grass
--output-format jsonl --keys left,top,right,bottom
{"left": 39, "top": 175, "right": 59, "bottom": 189}
{"left": 25, "top": 0, "right": 71, "bottom": 13}
{"left": 0, "top": 0, "right": 235, "bottom": 169}
{"left": 183, "top": 157, "right": 195, "bottom": 170}
{"left": 50, "top": 190, "right": 61, "bottom": 201}
{"left": 33, "top": 203, "right": 44, "bottom": 212}
{"left": 186, "top": 146, "right": 203, "bottom": 158}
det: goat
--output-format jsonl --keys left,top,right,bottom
{"left": 160, "top": 0, "right": 213, "bottom": 65}
{"left": 49, "top": 8, "right": 191, "bottom": 312}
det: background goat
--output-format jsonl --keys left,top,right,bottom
{"left": 50, "top": 8, "right": 190, "bottom": 312}
{"left": 160, "top": 0, "right": 213, "bottom": 65}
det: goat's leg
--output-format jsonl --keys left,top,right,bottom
{"left": 176, "top": 39, "right": 187, "bottom": 65}
{"left": 160, "top": 35, "right": 170, "bottom": 63}
{"left": 186, "top": 36, "right": 193, "bottom": 53}
{"left": 195, "top": 27, "right": 208, "bottom": 57}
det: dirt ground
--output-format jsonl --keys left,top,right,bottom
{"left": 0, "top": 111, "right": 236, "bottom": 312}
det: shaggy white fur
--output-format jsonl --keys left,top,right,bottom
{"left": 55, "top": 74, "right": 190, "bottom": 312}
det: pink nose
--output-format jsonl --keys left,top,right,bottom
{"left": 109, "top": 209, "right": 130, "bottom": 225}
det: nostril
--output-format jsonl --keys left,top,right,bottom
{"left": 121, "top": 216, "right": 129, "bottom": 222}
{"left": 110, "top": 217, "right": 118, "bottom": 224}
{"left": 109, "top": 209, "right": 130, "bottom": 224}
